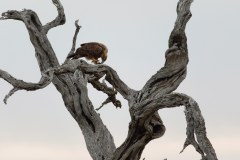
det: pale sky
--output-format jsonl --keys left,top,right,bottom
{"left": 0, "top": 0, "right": 239, "bottom": 160}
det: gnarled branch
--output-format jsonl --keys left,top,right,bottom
{"left": 1, "top": 9, "right": 60, "bottom": 71}
{"left": 92, "top": 79, "right": 121, "bottom": 111}
{"left": 138, "top": 0, "right": 192, "bottom": 103}
{"left": 0, "top": 69, "right": 53, "bottom": 104}
{"left": 43, "top": 0, "right": 66, "bottom": 34}
{"left": 133, "top": 93, "right": 218, "bottom": 160}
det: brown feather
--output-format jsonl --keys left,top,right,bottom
{"left": 68, "top": 42, "right": 108, "bottom": 64}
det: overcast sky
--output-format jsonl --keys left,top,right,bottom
{"left": 0, "top": 0, "right": 239, "bottom": 160}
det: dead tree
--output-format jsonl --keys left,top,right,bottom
{"left": 0, "top": 0, "right": 218, "bottom": 160}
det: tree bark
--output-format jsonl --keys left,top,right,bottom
{"left": 0, "top": 0, "right": 218, "bottom": 160}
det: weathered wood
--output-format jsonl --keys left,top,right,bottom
{"left": 0, "top": 0, "right": 218, "bottom": 160}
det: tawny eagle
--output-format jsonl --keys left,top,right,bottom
{"left": 67, "top": 42, "right": 108, "bottom": 64}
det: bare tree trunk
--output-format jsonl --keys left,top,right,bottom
{"left": 0, "top": 0, "right": 218, "bottom": 160}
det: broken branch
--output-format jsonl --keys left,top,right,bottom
{"left": 65, "top": 20, "right": 81, "bottom": 62}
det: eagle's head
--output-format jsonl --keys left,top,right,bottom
{"left": 99, "top": 43, "right": 108, "bottom": 64}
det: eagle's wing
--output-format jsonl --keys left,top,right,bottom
{"left": 80, "top": 42, "right": 103, "bottom": 57}
{"left": 67, "top": 42, "right": 103, "bottom": 59}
